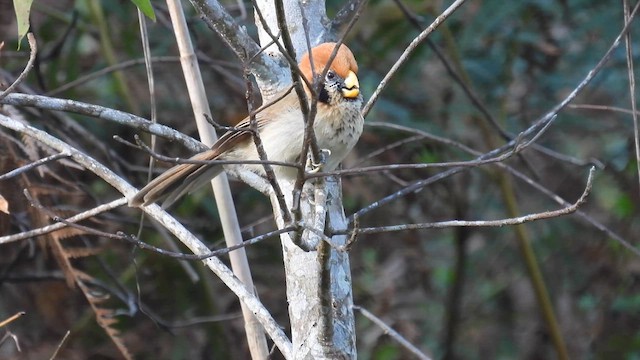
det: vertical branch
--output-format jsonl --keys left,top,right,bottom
{"left": 188, "top": 0, "right": 286, "bottom": 96}
{"left": 252, "top": 0, "right": 357, "bottom": 358}
{"left": 243, "top": 57, "right": 292, "bottom": 224}
{"left": 165, "top": 1, "right": 270, "bottom": 358}
{"left": 623, "top": 0, "right": 640, "bottom": 193}
{"left": 324, "top": 177, "right": 357, "bottom": 357}
{"left": 253, "top": 0, "right": 329, "bottom": 60}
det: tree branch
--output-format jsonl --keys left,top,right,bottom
{"left": 0, "top": 113, "right": 293, "bottom": 358}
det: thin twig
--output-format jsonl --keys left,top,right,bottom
{"left": 311, "top": 115, "right": 556, "bottom": 178}
{"left": 568, "top": 103, "right": 640, "bottom": 116}
{"left": 0, "top": 153, "right": 71, "bottom": 180}
{"left": 352, "top": 1, "right": 640, "bottom": 221}
{"left": 48, "top": 330, "right": 71, "bottom": 360}
{"left": 0, "top": 312, "right": 26, "bottom": 328}
{"left": 0, "top": 113, "right": 293, "bottom": 357}
{"left": 353, "top": 305, "right": 432, "bottom": 360}
{"left": 0, "top": 198, "right": 127, "bottom": 245}
{"left": 123, "top": 134, "right": 301, "bottom": 170}
{"left": 0, "top": 34, "right": 37, "bottom": 100}
{"left": 0, "top": 331, "right": 21, "bottom": 352}
{"left": 243, "top": 58, "right": 292, "bottom": 223}
{"left": 366, "top": 121, "right": 638, "bottom": 256}
{"left": 362, "top": 0, "right": 468, "bottom": 117}
{"left": 0, "top": 93, "right": 205, "bottom": 152}
{"left": 393, "top": 1, "right": 585, "bottom": 170}
{"left": 350, "top": 167, "right": 595, "bottom": 235}
{"left": 624, "top": 0, "right": 640, "bottom": 193}
{"left": 46, "top": 57, "right": 181, "bottom": 96}
{"left": 27, "top": 193, "right": 293, "bottom": 260}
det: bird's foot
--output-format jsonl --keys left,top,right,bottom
{"left": 307, "top": 149, "right": 332, "bottom": 173}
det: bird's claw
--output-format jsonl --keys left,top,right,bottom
{"left": 307, "top": 149, "right": 332, "bottom": 173}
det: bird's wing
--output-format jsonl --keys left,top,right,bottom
{"left": 129, "top": 113, "right": 274, "bottom": 207}
{"left": 212, "top": 90, "right": 299, "bottom": 154}
{"left": 130, "top": 92, "right": 296, "bottom": 207}
{"left": 211, "top": 114, "right": 269, "bottom": 155}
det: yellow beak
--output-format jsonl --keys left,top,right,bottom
{"left": 341, "top": 70, "right": 360, "bottom": 99}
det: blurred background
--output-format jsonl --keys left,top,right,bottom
{"left": 1, "top": 0, "right": 639, "bottom": 358}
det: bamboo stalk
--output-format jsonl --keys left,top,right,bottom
{"left": 165, "top": 1, "right": 269, "bottom": 358}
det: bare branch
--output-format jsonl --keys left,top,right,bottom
{"left": 624, "top": 0, "right": 640, "bottom": 193}
{"left": 243, "top": 64, "right": 292, "bottom": 223}
{"left": 391, "top": 1, "right": 590, "bottom": 169}
{"left": 363, "top": 0, "right": 468, "bottom": 117}
{"left": 353, "top": 305, "right": 432, "bottom": 360}
{"left": 124, "top": 134, "right": 301, "bottom": 171}
{"left": 0, "top": 198, "right": 127, "bottom": 245}
{"left": 354, "top": 122, "right": 638, "bottom": 256}
{"left": 350, "top": 167, "right": 595, "bottom": 235}
{"left": 23, "top": 192, "right": 293, "bottom": 260}
{"left": 0, "top": 312, "right": 26, "bottom": 328}
{"left": 49, "top": 330, "right": 71, "bottom": 360}
{"left": 0, "top": 33, "right": 37, "bottom": 100}
{"left": 568, "top": 103, "right": 640, "bottom": 116}
{"left": 0, "top": 113, "right": 293, "bottom": 358}
{"left": 308, "top": 117, "right": 555, "bottom": 178}
{"left": 187, "top": 0, "right": 284, "bottom": 90}
{"left": 166, "top": 1, "right": 270, "bottom": 357}
{"left": 0, "top": 153, "right": 71, "bottom": 180}
{"left": 0, "top": 93, "right": 205, "bottom": 152}
{"left": 352, "top": 1, "right": 640, "bottom": 222}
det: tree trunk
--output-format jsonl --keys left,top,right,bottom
{"left": 254, "top": 1, "right": 357, "bottom": 358}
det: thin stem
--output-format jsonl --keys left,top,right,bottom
{"left": 0, "top": 33, "right": 37, "bottom": 100}
{"left": 362, "top": 0, "right": 468, "bottom": 117}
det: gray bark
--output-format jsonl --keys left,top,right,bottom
{"left": 253, "top": 1, "right": 357, "bottom": 358}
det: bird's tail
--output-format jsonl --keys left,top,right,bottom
{"left": 129, "top": 151, "right": 223, "bottom": 208}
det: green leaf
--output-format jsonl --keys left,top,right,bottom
{"left": 13, "top": 0, "right": 34, "bottom": 49}
{"left": 130, "top": 0, "right": 156, "bottom": 21}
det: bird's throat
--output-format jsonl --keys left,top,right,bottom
{"left": 318, "top": 87, "right": 330, "bottom": 104}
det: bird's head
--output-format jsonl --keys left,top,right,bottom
{"left": 298, "top": 43, "right": 361, "bottom": 106}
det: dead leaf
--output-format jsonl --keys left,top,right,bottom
{"left": 0, "top": 194, "right": 9, "bottom": 214}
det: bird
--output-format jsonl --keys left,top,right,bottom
{"left": 129, "top": 42, "right": 363, "bottom": 208}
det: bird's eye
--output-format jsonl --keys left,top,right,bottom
{"left": 326, "top": 71, "right": 336, "bottom": 80}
